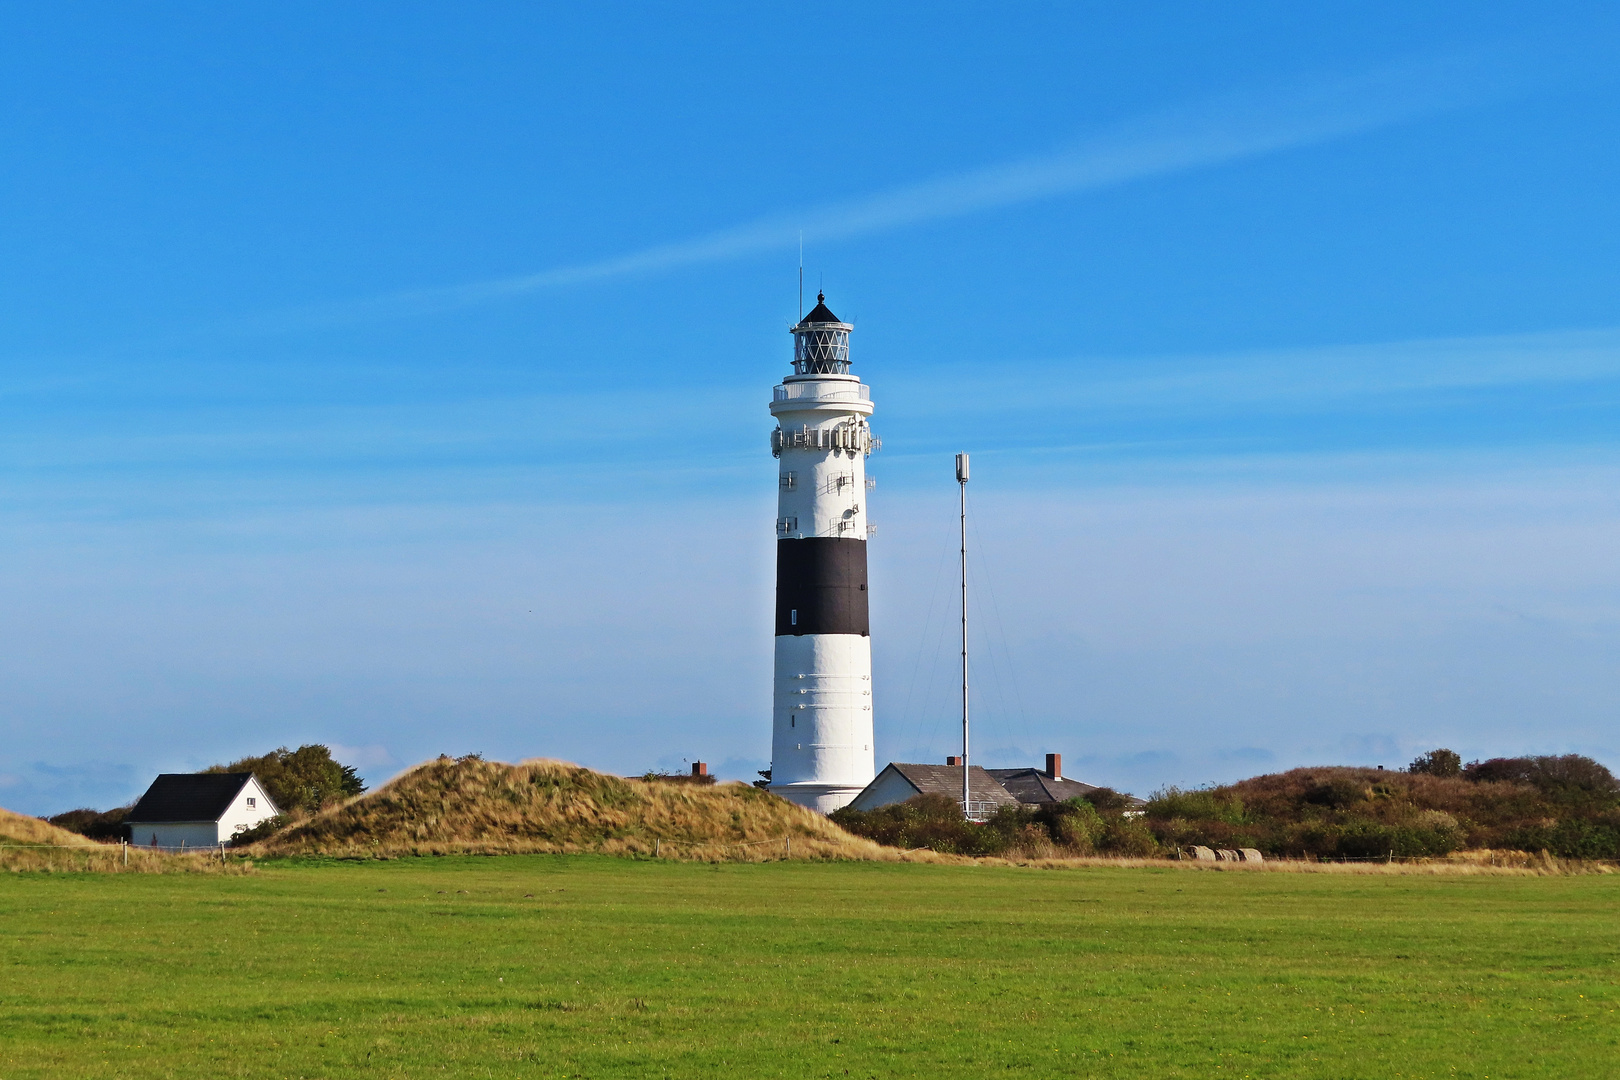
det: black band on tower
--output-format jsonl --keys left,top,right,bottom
{"left": 775, "top": 537, "right": 869, "bottom": 636}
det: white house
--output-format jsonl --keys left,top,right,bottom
{"left": 125, "top": 772, "right": 280, "bottom": 849}
{"left": 845, "top": 761, "right": 1022, "bottom": 821}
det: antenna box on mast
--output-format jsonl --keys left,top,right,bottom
{"left": 956, "top": 453, "right": 969, "bottom": 483}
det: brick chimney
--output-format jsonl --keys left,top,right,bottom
{"left": 1045, "top": 753, "right": 1061, "bottom": 779}
{"left": 692, "top": 762, "right": 708, "bottom": 777}
{"left": 946, "top": 756, "right": 960, "bottom": 766}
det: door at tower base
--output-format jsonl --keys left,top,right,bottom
{"left": 769, "top": 633, "right": 874, "bottom": 814}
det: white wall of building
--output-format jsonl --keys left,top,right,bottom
{"left": 131, "top": 821, "right": 221, "bottom": 849}
{"left": 218, "top": 776, "right": 278, "bottom": 839}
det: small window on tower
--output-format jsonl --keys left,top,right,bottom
{"left": 776, "top": 516, "right": 797, "bottom": 536}
{"left": 780, "top": 472, "right": 796, "bottom": 490}
{"left": 790, "top": 609, "right": 798, "bottom": 625}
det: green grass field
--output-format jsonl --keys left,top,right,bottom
{"left": 2, "top": 857, "right": 1616, "bottom": 1078}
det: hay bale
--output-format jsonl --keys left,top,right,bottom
{"left": 1239, "top": 847, "right": 1264, "bottom": 863}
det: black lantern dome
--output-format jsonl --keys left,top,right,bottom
{"left": 789, "top": 292, "right": 853, "bottom": 375}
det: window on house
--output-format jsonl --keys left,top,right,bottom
{"left": 246, "top": 797, "right": 256, "bottom": 808}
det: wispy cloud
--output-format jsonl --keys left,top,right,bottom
{"left": 257, "top": 50, "right": 1516, "bottom": 330}
{"left": 898, "top": 327, "right": 1620, "bottom": 416}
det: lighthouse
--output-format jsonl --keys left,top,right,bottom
{"left": 768, "top": 293, "right": 877, "bottom": 813}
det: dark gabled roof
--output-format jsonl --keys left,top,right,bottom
{"left": 795, "top": 292, "right": 844, "bottom": 327}
{"left": 126, "top": 773, "right": 264, "bottom": 823}
{"left": 886, "top": 763, "right": 1022, "bottom": 810}
{"left": 986, "top": 768, "right": 1147, "bottom": 808}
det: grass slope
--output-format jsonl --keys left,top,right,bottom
{"left": 256, "top": 755, "right": 884, "bottom": 859}
{"left": 0, "top": 808, "right": 96, "bottom": 847}
{"left": 1, "top": 857, "right": 1615, "bottom": 1078}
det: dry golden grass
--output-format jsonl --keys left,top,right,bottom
{"left": 0, "top": 807, "right": 248, "bottom": 874}
{"left": 254, "top": 755, "right": 903, "bottom": 861}
{"left": 0, "top": 806, "right": 97, "bottom": 847}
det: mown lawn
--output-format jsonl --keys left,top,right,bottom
{"left": 1, "top": 857, "right": 1616, "bottom": 1078}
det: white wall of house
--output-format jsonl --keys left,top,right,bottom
{"left": 132, "top": 822, "right": 221, "bottom": 849}
{"left": 218, "top": 777, "right": 278, "bottom": 839}
{"left": 846, "top": 767, "right": 920, "bottom": 812}
{"left": 129, "top": 777, "right": 279, "bottom": 848}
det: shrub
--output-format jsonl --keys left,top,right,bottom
{"left": 1503, "top": 820, "right": 1620, "bottom": 860}
{"left": 1098, "top": 816, "right": 1160, "bottom": 856}
{"left": 1035, "top": 799, "right": 1106, "bottom": 852}
{"left": 1144, "top": 787, "right": 1246, "bottom": 825}
{"left": 1302, "top": 777, "right": 1367, "bottom": 810}
{"left": 1080, "top": 787, "right": 1134, "bottom": 814}
{"left": 830, "top": 794, "right": 1134, "bottom": 857}
{"left": 229, "top": 815, "right": 288, "bottom": 847}
{"left": 1408, "top": 749, "right": 1462, "bottom": 777}
{"left": 47, "top": 806, "right": 132, "bottom": 842}
{"left": 831, "top": 794, "right": 996, "bottom": 855}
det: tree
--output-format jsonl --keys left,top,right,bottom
{"left": 1408, "top": 749, "right": 1462, "bottom": 777}
{"left": 205, "top": 744, "right": 365, "bottom": 817}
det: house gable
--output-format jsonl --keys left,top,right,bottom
{"left": 845, "top": 764, "right": 920, "bottom": 812}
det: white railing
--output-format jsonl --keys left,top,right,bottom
{"left": 774, "top": 382, "right": 870, "bottom": 403}
{"left": 963, "top": 800, "right": 1000, "bottom": 822}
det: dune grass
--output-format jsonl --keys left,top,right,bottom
{"left": 254, "top": 755, "right": 886, "bottom": 860}
{"left": 2, "top": 855, "right": 1617, "bottom": 1078}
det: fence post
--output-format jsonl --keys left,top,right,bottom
{"left": 654, "top": 839, "right": 660, "bottom": 858}
{"left": 785, "top": 835, "right": 790, "bottom": 860}
{"left": 122, "top": 840, "right": 128, "bottom": 867}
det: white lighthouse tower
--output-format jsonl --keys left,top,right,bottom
{"left": 768, "top": 293, "right": 877, "bottom": 813}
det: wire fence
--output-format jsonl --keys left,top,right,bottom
{"left": 651, "top": 835, "right": 797, "bottom": 860}
{"left": 0, "top": 840, "right": 234, "bottom": 864}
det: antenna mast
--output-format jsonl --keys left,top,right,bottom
{"left": 956, "top": 452, "right": 970, "bottom": 815}
{"left": 798, "top": 232, "right": 804, "bottom": 319}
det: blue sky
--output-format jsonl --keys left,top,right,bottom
{"left": 4, "top": 3, "right": 1620, "bottom": 814}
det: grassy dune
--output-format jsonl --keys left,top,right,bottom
{"left": 1, "top": 807, "right": 97, "bottom": 847}
{"left": 1, "top": 855, "right": 1616, "bottom": 1078}
{"left": 255, "top": 755, "right": 888, "bottom": 860}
